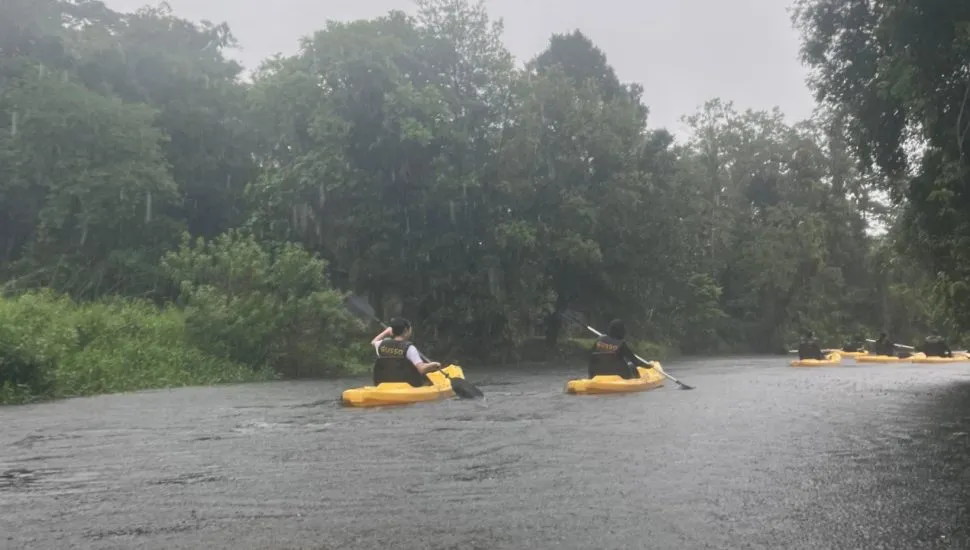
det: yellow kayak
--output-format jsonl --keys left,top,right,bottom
{"left": 565, "top": 364, "right": 665, "bottom": 395}
{"left": 910, "top": 353, "right": 970, "bottom": 364}
{"left": 342, "top": 365, "right": 464, "bottom": 407}
{"left": 791, "top": 351, "right": 842, "bottom": 367}
{"left": 834, "top": 350, "right": 868, "bottom": 358}
{"left": 855, "top": 354, "right": 902, "bottom": 363}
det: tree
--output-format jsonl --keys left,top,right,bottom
{"left": 679, "top": 101, "right": 876, "bottom": 350}
{"left": 795, "top": 0, "right": 970, "bottom": 329}
{"left": 248, "top": 3, "right": 518, "bottom": 358}
{"left": 0, "top": 66, "right": 178, "bottom": 297}
{"left": 73, "top": 3, "right": 255, "bottom": 239}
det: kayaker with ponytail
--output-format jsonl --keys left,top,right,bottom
{"left": 371, "top": 317, "right": 441, "bottom": 387}
{"left": 588, "top": 319, "right": 655, "bottom": 379}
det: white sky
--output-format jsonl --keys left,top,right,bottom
{"left": 104, "top": 0, "right": 816, "bottom": 137}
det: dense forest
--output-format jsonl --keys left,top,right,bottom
{"left": 0, "top": 0, "right": 966, "bottom": 401}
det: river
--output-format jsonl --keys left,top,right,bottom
{"left": 2, "top": 356, "right": 969, "bottom": 549}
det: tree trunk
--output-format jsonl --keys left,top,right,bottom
{"left": 545, "top": 293, "right": 568, "bottom": 348}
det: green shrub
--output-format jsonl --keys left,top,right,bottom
{"left": 162, "top": 230, "right": 367, "bottom": 377}
{"left": 0, "top": 291, "right": 272, "bottom": 404}
{"left": 0, "top": 291, "right": 76, "bottom": 400}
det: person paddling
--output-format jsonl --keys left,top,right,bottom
{"left": 588, "top": 319, "right": 655, "bottom": 379}
{"left": 371, "top": 317, "right": 442, "bottom": 387}
{"left": 872, "top": 332, "right": 910, "bottom": 359}
{"left": 921, "top": 334, "right": 953, "bottom": 358}
{"left": 798, "top": 331, "right": 825, "bottom": 360}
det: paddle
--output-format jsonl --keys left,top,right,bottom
{"left": 560, "top": 312, "right": 694, "bottom": 390}
{"left": 866, "top": 339, "right": 969, "bottom": 357}
{"left": 866, "top": 338, "right": 915, "bottom": 351}
{"left": 345, "top": 296, "right": 484, "bottom": 399}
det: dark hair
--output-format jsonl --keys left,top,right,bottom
{"left": 389, "top": 317, "right": 412, "bottom": 337}
{"left": 804, "top": 331, "right": 814, "bottom": 339}
{"left": 879, "top": 332, "right": 887, "bottom": 339}
{"left": 608, "top": 319, "right": 625, "bottom": 340}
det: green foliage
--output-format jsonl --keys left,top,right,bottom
{"left": 2, "top": 0, "right": 968, "bottom": 403}
{"left": 162, "top": 231, "right": 367, "bottom": 377}
{"left": 0, "top": 67, "right": 180, "bottom": 297}
{"left": 0, "top": 291, "right": 271, "bottom": 404}
{"left": 795, "top": 0, "right": 970, "bottom": 330}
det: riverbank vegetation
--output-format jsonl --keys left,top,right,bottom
{"left": 1, "top": 0, "right": 966, "bottom": 402}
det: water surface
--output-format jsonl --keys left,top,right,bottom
{"left": 2, "top": 357, "right": 969, "bottom": 549}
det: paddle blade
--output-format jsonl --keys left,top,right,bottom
{"left": 449, "top": 376, "right": 484, "bottom": 399}
{"left": 654, "top": 364, "right": 695, "bottom": 390}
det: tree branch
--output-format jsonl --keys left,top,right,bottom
{"left": 957, "top": 69, "right": 970, "bottom": 162}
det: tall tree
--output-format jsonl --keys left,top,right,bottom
{"left": 795, "top": 0, "right": 970, "bottom": 329}
{"left": 0, "top": 68, "right": 177, "bottom": 296}
{"left": 72, "top": 3, "right": 255, "bottom": 239}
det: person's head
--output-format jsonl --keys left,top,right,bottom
{"left": 804, "top": 331, "right": 814, "bottom": 340}
{"left": 608, "top": 319, "right": 626, "bottom": 340}
{"left": 879, "top": 332, "right": 887, "bottom": 340}
{"left": 389, "top": 317, "right": 412, "bottom": 339}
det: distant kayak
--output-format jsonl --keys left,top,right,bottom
{"left": 909, "top": 353, "right": 970, "bottom": 364}
{"left": 565, "top": 365, "right": 665, "bottom": 395}
{"left": 834, "top": 350, "right": 868, "bottom": 358}
{"left": 791, "top": 351, "right": 842, "bottom": 367}
{"left": 342, "top": 365, "right": 465, "bottom": 407}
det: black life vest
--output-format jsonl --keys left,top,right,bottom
{"left": 588, "top": 336, "right": 638, "bottom": 379}
{"left": 798, "top": 340, "right": 824, "bottom": 360}
{"left": 374, "top": 339, "right": 429, "bottom": 387}
{"left": 873, "top": 338, "right": 894, "bottom": 356}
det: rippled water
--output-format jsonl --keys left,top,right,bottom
{"left": 2, "top": 357, "right": 970, "bottom": 549}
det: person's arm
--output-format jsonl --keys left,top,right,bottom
{"left": 406, "top": 345, "right": 440, "bottom": 374}
{"left": 371, "top": 327, "right": 393, "bottom": 353}
{"left": 619, "top": 341, "right": 651, "bottom": 367}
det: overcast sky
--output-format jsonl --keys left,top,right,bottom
{"left": 104, "top": 0, "right": 815, "bottom": 137}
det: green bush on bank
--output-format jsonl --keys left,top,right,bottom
{"left": 0, "top": 232, "right": 377, "bottom": 404}
{"left": 0, "top": 291, "right": 273, "bottom": 404}
{"left": 161, "top": 231, "right": 369, "bottom": 378}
